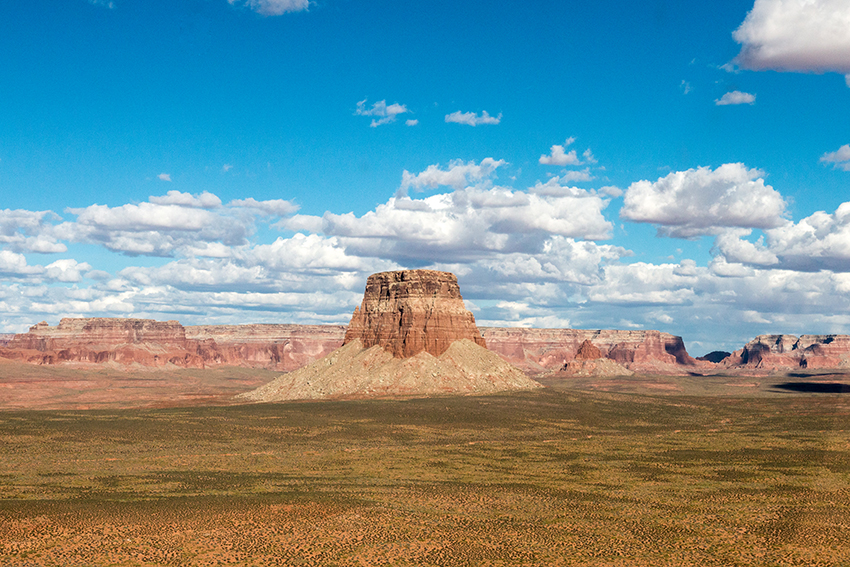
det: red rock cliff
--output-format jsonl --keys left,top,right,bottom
{"left": 343, "top": 269, "right": 487, "bottom": 358}
{"left": 479, "top": 327, "right": 700, "bottom": 374}
{"left": 722, "top": 334, "right": 850, "bottom": 370}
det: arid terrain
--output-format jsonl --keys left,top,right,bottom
{"left": 1, "top": 271, "right": 849, "bottom": 565}
{"left": 1, "top": 371, "right": 849, "bottom": 566}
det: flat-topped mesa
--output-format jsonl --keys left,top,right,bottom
{"left": 11, "top": 318, "right": 188, "bottom": 351}
{"left": 343, "top": 269, "right": 486, "bottom": 358}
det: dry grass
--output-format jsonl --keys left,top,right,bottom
{"left": 1, "top": 371, "right": 849, "bottom": 565}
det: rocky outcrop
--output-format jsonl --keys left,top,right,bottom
{"left": 574, "top": 340, "right": 603, "bottom": 361}
{"left": 479, "top": 328, "right": 702, "bottom": 374}
{"left": 1, "top": 318, "right": 208, "bottom": 367}
{"left": 721, "top": 334, "right": 850, "bottom": 370}
{"left": 242, "top": 270, "right": 540, "bottom": 401}
{"left": 0, "top": 319, "right": 345, "bottom": 370}
{"left": 185, "top": 324, "right": 344, "bottom": 371}
{"left": 343, "top": 269, "right": 486, "bottom": 358}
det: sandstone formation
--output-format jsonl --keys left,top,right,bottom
{"left": 0, "top": 318, "right": 344, "bottom": 370}
{"left": 241, "top": 269, "right": 541, "bottom": 401}
{"left": 479, "top": 328, "right": 702, "bottom": 374}
{"left": 574, "top": 340, "right": 603, "bottom": 361}
{"left": 551, "top": 338, "right": 634, "bottom": 377}
{"left": 343, "top": 269, "right": 486, "bottom": 357}
{"left": 185, "top": 324, "right": 345, "bottom": 371}
{"left": 720, "top": 334, "right": 850, "bottom": 371}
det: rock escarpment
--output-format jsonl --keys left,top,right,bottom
{"left": 343, "top": 269, "right": 486, "bottom": 357}
{"left": 185, "top": 324, "right": 345, "bottom": 371}
{"left": 241, "top": 269, "right": 540, "bottom": 402}
{"left": 0, "top": 319, "right": 344, "bottom": 370}
{"left": 480, "top": 328, "right": 701, "bottom": 374}
{"left": 721, "top": 334, "right": 850, "bottom": 370}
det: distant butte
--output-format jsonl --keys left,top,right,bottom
{"left": 240, "top": 269, "right": 541, "bottom": 401}
{"left": 343, "top": 269, "right": 487, "bottom": 357}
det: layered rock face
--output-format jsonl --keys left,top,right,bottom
{"left": 242, "top": 269, "right": 540, "bottom": 401}
{"left": 0, "top": 319, "right": 345, "bottom": 369}
{"left": 480, "top": 328, "right": 701, "bottom": 374}
{"left": 343, "top": 269, "right": 486, "bottom": 358}
{"left": 2, "top": 318, "right": 207, "bottom": 367}
{"left": 185, "top": 324, "right": 344, "bottom": 371}
{"left": 556, "top": 339, "right": 633, "bottom": 377}
{"left": 721, "top": 334, "right": 850, "bottom": 370}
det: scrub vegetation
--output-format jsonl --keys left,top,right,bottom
{"left": 1, "top": 375, "right": 849, "bottom": 566}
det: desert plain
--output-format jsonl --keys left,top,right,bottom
{"left": 1, "top": 361, "right": 849, "bottom": 566}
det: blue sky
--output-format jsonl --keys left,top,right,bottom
{"left": 1, "top": 0, "right": 850, "bottom": 355}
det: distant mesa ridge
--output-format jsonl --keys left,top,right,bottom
{"left": 3, "top": 311, "right": 850, "bottom": 376}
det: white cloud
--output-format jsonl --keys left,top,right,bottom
{"left": 158, "top": 173, "right": 172, "bottom": 182}
{"left": 56, "top": 191, "right": 298, "bottom": 257}
{"left": 539, "top": 138, "right": 597, "bottom": 169}
{"left": 821, "top": 144, "right": 850, "bottom": 170}
{"left": 758, "top": 203, "right": 850, "bottom": 271}
{"left": 355, "top": 99, "right": 409, "bottom": 127}
{"left": 295, "top": 183, "right": 614, "bottom": 265}
{"left": 228, "top": 197, "right": 300, "bottom": 216}
{"left": 227, "top": 0, "right": 309, "bottom": 16}
{"left": 715, "top": 91, "right": 756, "bottom": 105}
{"left": 444, "top": 110, "right": 501, "bottom": 126}
{"left": 539, "top": 138, "right": 580, "bottom": 165}
{"left": 0, "top": 210, "right": 66, "bottom": 253}
{"left": 150, "top": 190, "right": 222, "bottom": 209}
{"left": 45, "top": 259, "right": 92, "bottom": 283}
{"left": 732, "top": 0, "right": 850, "bottom": 84}
{"left": 405, "top": 119, "right": 419, "bottom": 126}
{"left": 399, "top": 158, "right": 505, "bottom": 194}
{"left": 713, "top": 228, "right": 778, "bottom": 266}
{"left": 620, "top": 163, "right": 787, "bottom": 237}
{"left": 222, "top": 164, "right": 233, "bottom": 172}
{"left": 0, "top": 251, "right": 43, "bottom": 278}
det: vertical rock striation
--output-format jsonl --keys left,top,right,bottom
{"left": 343, "top": 269, "right": 486, "bottom": 358}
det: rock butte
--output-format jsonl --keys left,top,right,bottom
{"left": 343, "top": 269, "right": 486, "bottom": 357}
{"left": 241, "top": 269, "right": 541, "bottom": 401}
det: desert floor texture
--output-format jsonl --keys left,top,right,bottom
{"left": 1, "top": 368, "right": 849, "bottom": 566}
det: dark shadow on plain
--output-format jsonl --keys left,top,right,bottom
{"left": 787, "top": 372, "right": 849, "bottom": 378}
{"left": 773, "top": 382, "right": 850, "bottom": 393}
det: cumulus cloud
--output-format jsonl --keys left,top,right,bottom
{"left": 0, "top": 209, "right": 66, "bottom": 253}
{"left": 150, "top": 191, "right": 222, "bottom": 209}
{"left": 620, "top": 163, "right": 787, "bottom": 237}
{"left": 228, "top": 198, "right": 300, "bottom": 216}
{"left": 158, "top": 173, "right": 172, "bottom": 182}
{"left": 228, "top": 0, "right": 309, "bottom": 16}
{"left": 539, "top": 138, "right": 580, "bottom": 166}
{"left": 731, "top": 0, "right": 850, "bottom": 84}
{"left": 56, "top": 191, "right": 298, "bottom": 257}
{"left": 539, "top": 138, "right": 597, "bottom": 170}
{"left": 45, "top": 259, "right": 92, "bottom": 283}
{"left": 444, "top": 110, "right": 501, "bottom": 126}
{"left": 405, "top": 119, "right": 419, "bottom": 126}
{"left": 356, "top": 99, "right": 409, "bottom": 127}
{"left": 821, "top": 144, "right": 850, "bottom": 171}
{"left": 715, "top": 91, "right": 756, "bottom": 105}
{"left": 288, "top": 183, "right": 614, "bottom": 265}
{"left": 0, "top": 250, "right": 43, "bottom": 278}
{"left": 710, "top": 201, "right": 850, "bottom": 272}
{"left": 399, "top": 158, "right": 505, "bottom": 193}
